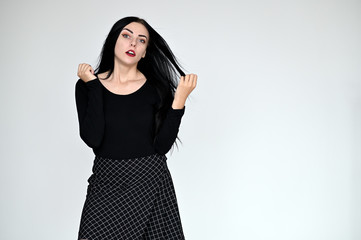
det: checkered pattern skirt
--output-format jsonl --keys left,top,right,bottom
{"left": 78, "top": 153, "right": 185, "bottom": 240}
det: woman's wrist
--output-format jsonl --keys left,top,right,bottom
{"left": 172, "top": 98, "right": 186, "bottom": 109}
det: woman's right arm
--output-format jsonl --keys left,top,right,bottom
{"left": 75, "top": 64, "right": 105, "bottom": 148}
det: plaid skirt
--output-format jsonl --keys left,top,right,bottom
{"left": 78, "top": 153, "right": 185, "bottom": 240}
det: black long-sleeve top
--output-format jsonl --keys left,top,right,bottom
{"left": 75, "top": 77, "right": 185, "bottom": 159}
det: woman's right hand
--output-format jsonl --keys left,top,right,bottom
{"left": 77, "top": 63, "right": 96, "bottom": 83}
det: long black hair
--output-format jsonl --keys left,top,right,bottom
{"left": 94, "top": 16, "right": 185, "bottom": 137}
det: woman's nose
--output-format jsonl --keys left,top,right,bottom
{"left": 130, "top": 39, "right": 136, "bottom": 47}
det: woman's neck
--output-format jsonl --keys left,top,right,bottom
{"left": 109, "top": 60, "right": 143, "bottom": 83}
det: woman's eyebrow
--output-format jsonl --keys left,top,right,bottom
{"left": 123, "top": 28, "right": 148, "bottom": 39}
{"left": 123, "top": 28, "right": 133, "bottom": 34}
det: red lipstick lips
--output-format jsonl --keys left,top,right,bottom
{"left": 126, "top": 50, "right": 136, "bottom": 57}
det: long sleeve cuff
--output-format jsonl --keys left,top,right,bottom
{"left": 169, "top": 106, "right": 185, "bottom": 118}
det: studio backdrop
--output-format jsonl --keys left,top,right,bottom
{"left": 0, "top": 0, "right": 360, "bottom": 239}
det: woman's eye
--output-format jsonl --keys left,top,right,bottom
{"left": 139, "top": 39, "right": 146, "bottom": 44}
{"left": 122, "top": 34, "right": 130, "bottom": 38}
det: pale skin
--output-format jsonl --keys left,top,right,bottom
{"left": 77, "top": 22, "right": 197, "bottom": 109}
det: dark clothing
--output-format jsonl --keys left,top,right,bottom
{"left": 75, "top": 76, "right": 186, "bottom": 239}
{"left": 78, "top": 154, "right": 185, "bottom": 240}
{"left": 75, "top": 77, "right": 185, "bottom": 159}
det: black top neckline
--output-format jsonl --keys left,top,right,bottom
{"left": 95, "top": 75, "right": 148, "bottom": 96}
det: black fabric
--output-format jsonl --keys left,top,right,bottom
{"left": 78, "top": 154, "right": 185, "bottom": 240}
{"left": 75, "top": 77, "right": 185, "bottom": 159}
{"left": 75, "top": 77, "right": 186, "bottom": 239}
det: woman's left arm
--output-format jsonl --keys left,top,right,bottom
{"left": 154, "top": 74, "right": 197, "bottom": 154}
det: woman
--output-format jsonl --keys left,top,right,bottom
{"left": 75, "top": 16, "right": 197, "bottom": 239}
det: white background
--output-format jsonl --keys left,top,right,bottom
{"left": 1, "top": 0, "right": 360, "bottom": 239}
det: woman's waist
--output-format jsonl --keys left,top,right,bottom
{"left": 93, "top": 144, "right": 158, "bottom": 160}
{"left": 88, "top": 153, "right": 167, "bottom": 186}
{"left": 94, "top": 151, "right": 165, "bottom": 161}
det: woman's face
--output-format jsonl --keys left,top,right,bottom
{"left": 114, "top": 22, "right": 149, "bottom": 66}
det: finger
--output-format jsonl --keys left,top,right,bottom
{"left": 192, "top": 74, "right": 197, "bottom": 82}
{"left": 190, "top": 74, "right": 197, "bottom": 88}
{"left": 189, "top": 74, "right": 195, "bottom": 83}
{"left": 81, "top": 63, "right": 90, "bottom": 71}
{"left": 193, "top": 76, "right": 197, "bottom": 88}
{"left": 80, "top": 63, "right": 87, "bottom": 72}
{"left": 185, "top": 74, "right": 191, "bottom": 86}
{"left": 85, "top": 64, "right": 91, "bottom": 70}
{"left": 85, "top": 65, "right": 93, "bottom": 75}
{"left": 189, "top": 74, "right": 196, "bottom": 86}
{"left": 80, "top": 64, "right": 86, "bottom": 74}
{"left": 187, "top": 74, "right": 193, "bottom": 84}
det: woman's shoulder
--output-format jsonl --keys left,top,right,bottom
{"left": 141, "top": 77, "right": 160, "bottom": 104}
{"left": 75, "top": 77, "right": 101, "bottom": 93}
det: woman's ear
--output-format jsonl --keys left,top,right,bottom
{"left": 142, "top": 51, "right": 146, "bottom": 58}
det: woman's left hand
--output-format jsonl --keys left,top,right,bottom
{"left": 172, "top": 74, "right": 198, "bottom": 109}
